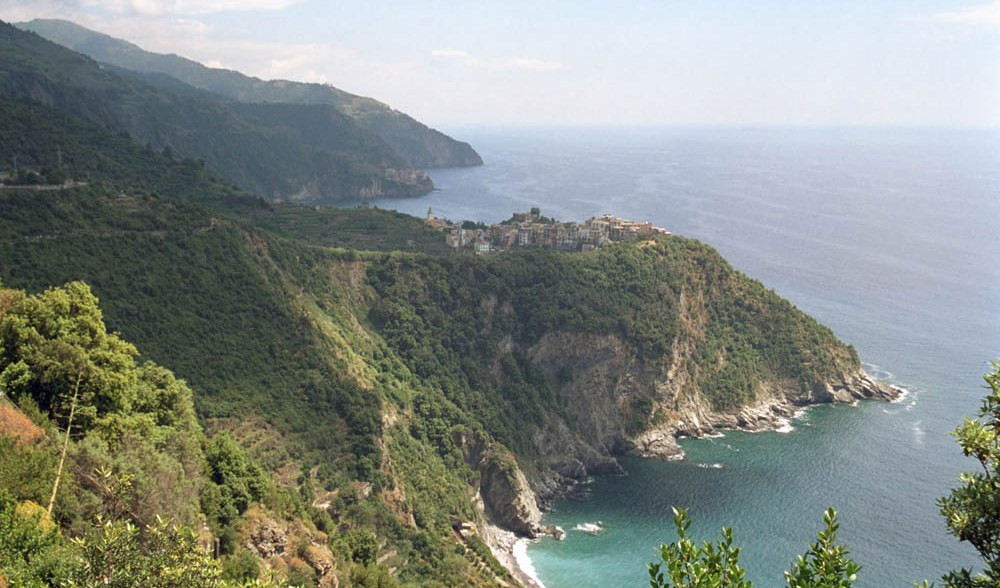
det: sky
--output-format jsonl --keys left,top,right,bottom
{"left": 0, "top": 0, "right": 998, "bottom": 129}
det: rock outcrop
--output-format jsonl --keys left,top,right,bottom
{"left": 479, "top": 452, "right": 543, "bottom": 538}
{"left": 455, "top": 430, "right": 544, "bottom": 538}
{"left": 522, "top": 329, "right": 900, "bottom": 502}
{"left": 240, "top": 506, "right": 339, "bottom": 587}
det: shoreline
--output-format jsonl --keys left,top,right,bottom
{"left": 485, "top": 404, "right": 818, "bottom": 588}
{"left": 486, "top": 373, "right": 905, "bottom": 586}
{"left": 480, "top": 521, "right": 546, "bottom": 588}
{"left": 679, "top": 379, "right": 906, "bottom": 444}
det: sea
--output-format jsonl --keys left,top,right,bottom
{"left": 347, "top": 126, "right": 1000, "bottom": 587}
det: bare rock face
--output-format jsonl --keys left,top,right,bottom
{"left": 242, "top": 515, "right": 287, "bottom": 558}
{"left": 834, "top": 370, "right": 902, "bottom": 401}
{"left": 479, "top": 451, "right": 543, "bottom": 538}
{"left": 520, "top": 324, "right": 901, "bottom": 488}
{"left": 454, "top": 430, "right": 547, "bottom": 538}
{"left": 303, "top": 544, "right": 339, "bottom": 588}
{"left": 530, "top": 332, "right": 633, "bottom": 451}
{"left": 458, "top": 285, "right": 901, "bottom": 550}
{"left": 630, "top": 426, "right": 683, "bottom": 458}
{"left": 303, "top": 544, "right": 336, "bottom": 577}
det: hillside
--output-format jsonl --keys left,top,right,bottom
{"left": 0, "top": 48, "right": 895, "bottom": 587}
{"left": 17, "top": 18, "right": 484, "bottom": 170}
{"left": 0, "top": 20, "right": 432, "bottom": 203}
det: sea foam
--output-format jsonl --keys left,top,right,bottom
{"left": 514, "top": 539, "right": 547, "bottom": 588}
{"left": 573, "top": 521, "right": 605, "bottom": 534}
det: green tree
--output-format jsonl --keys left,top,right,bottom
{"left": 649, "top": 507, "right": 859, "bottom": 587}
{"left": 648, "top": 507, "right": 751, "bottom": 588}
{"left": 0, "top": 489, "right": 64, "bottom": 587}
{"left": 784, "top": 508, "right": 860, "bottom": 587}
{"left": 66, "top": 516, "right": 221, "bottom": 588}
{"left": 0, "top": 282, "right": 207, "bottom": 528}
{"left": 937, "top": 361, "right": 1000, "bottom": 587}
{"left": 0, "top": 282, "right": 140, "bottom": 433}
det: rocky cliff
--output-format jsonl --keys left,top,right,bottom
{"left": 365, "top": 238, "right": 902, "bottom": 542}
{"left": 492, "top": 334, "right": 899, "bottom": 522}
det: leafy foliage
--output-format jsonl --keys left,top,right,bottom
{"left": 268, "top": 205, "right": 450, "bottom": 255}
{"left": 0, "top": 489, "right": 65, "bottom": 587}
{"left": 937, "top": 361, "right": 1000, "bottom": 587}
{"left": 66, "top": 516, "right": 223, "bottom": 588}
{"left": 648, "top": 507, "right": 751, "bottom": 588}
{"left": 0, "top": 487, "right": 288, "bottom": 588}
{"left": 784, "top": 508, "right": 860, "bottom": 588}
{"left": 0, "top": 281, "right": 312, "bottom": 585}
{"left": 0, "top": 281, "right": 204, "bottom": 526}
{"left": 201, "top": 432, "right": 270, "bottom": 551}
{"left": 367, "top": 237, "right": 859, "bottom": 450}
{"left": 649, "top": 507, "right": 859, "bottom": 587}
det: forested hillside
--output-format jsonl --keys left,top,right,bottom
{"left": 0, "top": 21, "right": 434, "bottom": 203}
{"left": 0, "top": 25, "right": 892, "bottom": 586}
{"left": 18, "top": 18, "right": 484, "bottom": 170}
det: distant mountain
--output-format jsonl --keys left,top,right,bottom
{"left": 0, "top": 20, "right": 433, "bottom": 202}
{"left": 18, "top": 18, "right": 483, "bottom": 169}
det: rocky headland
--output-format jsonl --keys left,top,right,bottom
{"left": 478, "top": 361, "right": 900, "bottom": 587}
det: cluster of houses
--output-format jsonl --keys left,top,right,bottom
{"left": 426, "top": 207, "right": 670, "bottom": 254}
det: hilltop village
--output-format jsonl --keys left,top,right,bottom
{"left": 426, "top": 207, "right": 670, "bottom": 253}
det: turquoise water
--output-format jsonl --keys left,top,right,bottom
{"left": 352, "top": 127, "right": 1000, "bottom": 586}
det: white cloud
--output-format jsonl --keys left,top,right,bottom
{"left": 0, "top": 0, "right": 304, "bottom": 19}
{"left": 431, "top": 48, "right": 565, "bottom": 71}
{"left": 930, "top": 1, "right": 1000, "bottom": 27}
{"left": 83, "top": 0, "right": 304, "bottom": 16}
{"left": 498, "top": 57, "right": 565, "bottom": 72}
{"left": 430, "top": 49, "right": 474, "bottom": 59}
{"left": 430, "top": 49, "right": 481, "bottom": 67}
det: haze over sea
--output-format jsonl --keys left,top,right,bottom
{"left": 354, "top": 127, "right": 1000, "bottom": 586}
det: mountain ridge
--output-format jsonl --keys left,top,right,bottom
{"left": 1, "top": 20, "right": 435, "bottom": 203}
{"left": 17, "top": 18, "right": 483, "bottom": 170}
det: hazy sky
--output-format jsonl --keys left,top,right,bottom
{"left": 1, "top": 1, "right": 998, "bottom": 129}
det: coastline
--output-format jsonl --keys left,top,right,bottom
{"left": 480, "top": 521, "right": 546, "bottom": 588}
{"left": 486, "top": 371, "right": 904, "bottom": 586}
{"left": 676, "top": 377, "right": 906, "bottom": 444}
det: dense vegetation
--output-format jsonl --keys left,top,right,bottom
{"left": 0, "top": 177, "right": 860, "bottom": 587}
{"left": 935, "top": 362, "right": 1000, "bottom": 587}
{"left": 367, "top": 236, "right": 855, "bottom": 452}
{"left": 17, "top": 18, "right": 483, "bottom": 170}
{"left": 0, "top": 282, "right": 286, "bottom": 587}
{"left": 0, "top": 174, "right": 861, "bottom": 588}
{"left": 648, "top": 507, "right": 860, "bottom": 587}
{"left": 0, "top": 21, "right": 432, "bottom": 202}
